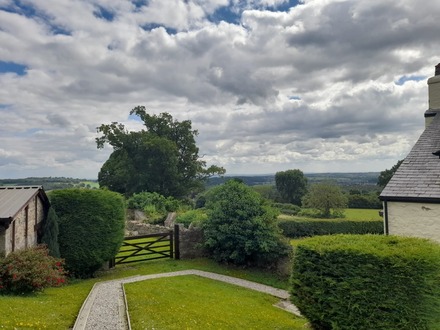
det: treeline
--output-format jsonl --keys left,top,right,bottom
{"left": 207, "top": 172, "right": 380, "bottom": 188}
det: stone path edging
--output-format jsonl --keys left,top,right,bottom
{"left": 73, "top": 269, "right": 301, "bottom": 330}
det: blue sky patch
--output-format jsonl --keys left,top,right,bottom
{"left": 289, "top": 96, "right": 301, "bottom": 100}
{"left": 0, "top": 1, "right": 38, "bottom": 18}
{"left": 93, "top": 5, "right": 115, "bottom": 21}
{"left": 266, "top": 0, "right": 301, "bottom": 12}
{"left": 132, "top": 0, "right": 148, "bottom": 10}
{"left": 209, "top": 6, "right": 241, "bottom": 24}
{"left": 0, "top": 61, "right": 27, "bottom": 75}
{"left": 128, "top": 113, "right": 143, "bottom": 122}
{"left": 395, "top": 75, "right": 426, "bottom": 86}
{"left": 142, "top": 23, "right": 178, "bottom": 35}
{"left": 0, "top": 104, "right": 11, "bottom": 109}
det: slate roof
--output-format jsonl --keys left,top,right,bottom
{"left": 0, "top": 186, "right": 46, "bottom": 220}
{"left": 380, "top": 114, "right": 440, "bottom": 201}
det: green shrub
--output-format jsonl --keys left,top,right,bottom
{"left": 175, "top": 209, "right": 208, "bottom": 228}
{"left": 272, "top": 203, "right": 301, "bottom": 216}
{"left": 203, "top": 180, "right": 290, "bottom": 267}
{"left": 127, "top": 191, "right": 182, "bottom": 224}
{"left": 278, "top": 219, "right": 383, "bottom": 238}
{"left": 49, "top": 189, "right": 125, "bottom": 278}
{"left": 291, "top": 235, "right": 440, "bottom": 330}
{"left": 0, "top": 246, "right": 66, "bottom": 294}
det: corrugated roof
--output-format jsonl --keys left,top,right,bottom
{"left": 380, "top": 114, "right": 440, "bottom": 201}
{"left": 0, "top": 186, "right": 43, "bottom": 219}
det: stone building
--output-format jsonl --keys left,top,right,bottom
{"left": 380, "top": 64, "right": 440, "bottom": 243}
{"left": 0, "top": 186, "right": 50, "bottom": 256}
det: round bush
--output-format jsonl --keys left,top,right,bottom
{"left": 291, "top": 234, "right": 440, "bottom": 329}
{"left": 49, "top": 189, "right": 125, "bottom": 278}
{"left": 203, "top": 180, "right": 290, "bottom": 267}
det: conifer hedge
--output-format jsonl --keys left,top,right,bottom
{"left": 291, "top": 235, "right": 440, "bottom": 329}
{"left": 49, "top": 189, "right": 125, "bottom": 278}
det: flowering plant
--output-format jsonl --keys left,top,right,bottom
{"left": 0, "top": 245, "right": 67, "bottom": 294}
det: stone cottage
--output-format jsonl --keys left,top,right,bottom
{"left": 380, "top": 64, "right": 440, "bottom": 243}
{"left": 0, "top": 186, "right": 50, "bottom": 256}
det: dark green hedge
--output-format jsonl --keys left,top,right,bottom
{"left": 291, "top": 235, "right": 440, "bottom": 330}
{"left": 278, "top": 219, "right": 383, "bottom": 238}
{"left": 49, "top": 189, "right": 125, "bottom": 278}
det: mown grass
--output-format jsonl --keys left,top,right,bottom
{"left": 0, "top": 258, "right": 291, "bottom": 329}
{"left": 125, "top": 275, "right": 307, "bottom": 330}
{"left": 278, "top": 208, "right": 382, "bottom": 222}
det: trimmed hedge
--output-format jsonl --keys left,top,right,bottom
{"left": 272, "top": 203, "right": 301, "bottom": 216}
{"left": 49, "top": 189, "right": 125, "bottom": 278}
{"left": 291, "top": 235, "right": 440, "bottom": 330}
{"left": 278, "top": 219, "right": 383, "bottom": 238}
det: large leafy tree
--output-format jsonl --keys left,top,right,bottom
{"left": 275, "top": 169, "right": 308, "bottom": 205}
{"left": 302, "top": 181, "right": 348, "bottom": 218}
{"left": 377, "top": 159, "right": 403, "bottom": 188}
{"left": 96, "top": 106, "right": 225, "bottom": 197}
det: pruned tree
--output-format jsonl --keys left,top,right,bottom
{"left": 275, "top": 169, "right": 308, "bottom": 205}
{"left": 302, "top": 181, "right": 348, "bottom": 218}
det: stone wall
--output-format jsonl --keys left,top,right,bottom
{"left": 177, "top": 225, "right": 207, "bottom": 259}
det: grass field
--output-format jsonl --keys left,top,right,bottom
{"left": 125, "top": 275, "right": 307, "bottom": 329}
{"left": 0, "top": 258, "right": 292, "bottom": 329}
{"left": 278, "top": 208, "right": 382, "bottom": 222}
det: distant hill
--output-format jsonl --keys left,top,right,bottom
{"left": 0, "top": 177, "right": 98, "bottom": 191}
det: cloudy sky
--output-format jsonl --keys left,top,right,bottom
{"left": 0, "top": 0, "right": 438, "bottom": 179}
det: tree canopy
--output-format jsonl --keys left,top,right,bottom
{"left": 275, "top": 169, "right": 308, "bottom": 205}
{"left": 96, "top": 106, "right": 225, "bottom": 197}
{"left": 302, "top": 181, "right": 348, "bottom": 218}
{"left": 377, "top": 159, "right": 403, "bottom": 188}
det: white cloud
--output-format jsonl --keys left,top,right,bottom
{"left": 0, "top": 0, "right": 437, "bottom": 178}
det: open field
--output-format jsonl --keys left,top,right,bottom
{"left": 278, "top": 208, "right": 382, "bottom": 222}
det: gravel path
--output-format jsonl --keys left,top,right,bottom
{"left": 73, "top": 269, "right": 301, "bottom": 330}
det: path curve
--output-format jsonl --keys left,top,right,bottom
{"left": 73, "top": 270, "right": 301, "bottom": 330}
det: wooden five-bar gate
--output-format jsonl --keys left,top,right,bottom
{"left": 110, "top": 225, "right": 180, "bottom": 267}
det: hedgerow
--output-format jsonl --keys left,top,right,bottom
{"left": 49, "top": 189, "right": 125, "bottom": 278}
{"left": 278, "top": 218, "right": 383, "bottom": 238}
{"left": 291, "top": 235, "right": 440, "bottom": 330}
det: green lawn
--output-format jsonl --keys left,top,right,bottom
{"left": 0, "top": 259, "right": 292, "bottom": 329}
{"left": 125, "top": 275, "right": 307, "bottom": 329}
{"left": 278, "top": 208, "right": 382, "bottom": 222}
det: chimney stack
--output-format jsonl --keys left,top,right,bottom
{"left": 425, "top": 63, "right": 440, "bottom": 127}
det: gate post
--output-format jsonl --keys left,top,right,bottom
{"left": 174, "top": 224, "right": 180, "bottom": 260}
